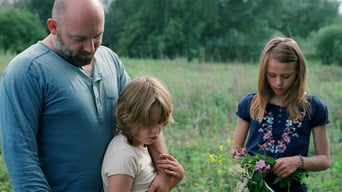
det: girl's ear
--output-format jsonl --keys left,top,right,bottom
{"left": 47, "top": 18, "right": 58, "bottom": 35}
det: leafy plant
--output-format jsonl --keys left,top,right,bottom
{"left": 209, "top": 139, "right": 307, "bottom": 192}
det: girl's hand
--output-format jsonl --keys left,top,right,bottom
{"left": 231, "top": 147, "right": 247, "bottom": 159}
{"left": 272, "top": 156, "right": 300, "bottom": 178}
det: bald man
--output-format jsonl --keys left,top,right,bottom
{"left": 0, "top": 0, "right": 170, "bottom": 191}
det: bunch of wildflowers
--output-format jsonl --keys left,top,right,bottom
{"left": 209, "top": 138, "right": 307, "bottom": 192}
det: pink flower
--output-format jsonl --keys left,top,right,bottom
{"left": 281, "top": 144, "right": 287, "bottom": 152}
{"left": 282, "top": 133, "right": 290, "bottom": 143}
{"left": 263, "top": 131, "right": 272, "bottom": 139}
{"left": 255, "top": 160, "right": 266, "bottom": 172}
{"left": 266, "top": 164, "right": 271, "bottom": 170}
{"left": 255, "top": 159, "right": 272, "bottom": 173}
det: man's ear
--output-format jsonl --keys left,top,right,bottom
{"left": 47, "top": 18, "right": 58, "bottom": 35}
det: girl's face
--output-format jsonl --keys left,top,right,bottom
{"left": 266, "top": 58, "right": 296, "bottom": 97}
{"left": 133, "top": 104, "right": 163, "bottom": 147}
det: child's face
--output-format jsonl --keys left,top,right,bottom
{"left": 133, "top": 104, "right": 163, "bottom": 147}
{"left": 266, "top": 58, "right": 296, "bottom": 97}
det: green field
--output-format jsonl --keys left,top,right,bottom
{"left": 1, "top": 55, "right": 342, "bottom": 191}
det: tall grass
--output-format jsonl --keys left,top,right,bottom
{"left": 1, "top": 55, "right": 342, "bottom": 191}
{"left": 123, "top": 58, "right": 342, "bottom": 192}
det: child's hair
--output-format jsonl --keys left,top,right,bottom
{"left": 115, "top": 76, "right": 173, "bottom": 144}
{"left": 251, "top": 36, "right": 310, "bottom": 122}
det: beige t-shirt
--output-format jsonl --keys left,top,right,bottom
{"left": 101, "top": 134, "right": 157, "bottom": 192}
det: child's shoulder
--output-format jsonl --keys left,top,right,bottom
{"left": 306, "top": 94, "right": 328, "bottom": 108}
{"left": 239, "top": 92, "right": 256, "bottom": 103}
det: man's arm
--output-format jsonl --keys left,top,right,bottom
{"left": 0, "top": 63, "right": 50, "bottom": 191}
{"left": 157, "top": 154, "right": 184, "bottom": 189}
{"left": 147, "top": 132, "right": 171, "bottom": 192}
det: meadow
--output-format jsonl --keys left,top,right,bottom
{"left": 1, "top": 55, "right": 342, "bottom": 191}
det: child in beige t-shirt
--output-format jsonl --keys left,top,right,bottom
{"left": 101, "top": 76, "right": 184, "bottom": 192}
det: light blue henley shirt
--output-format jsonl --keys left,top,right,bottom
{"left": 0, "top": 42, "right": 130, "bottom": 191}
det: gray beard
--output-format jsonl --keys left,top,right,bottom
{"left": 53, "top": 36, "right": 93, "bottom": 67}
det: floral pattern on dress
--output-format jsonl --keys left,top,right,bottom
{"left": 258, "top": 111, "right": 303, "bottom": 154}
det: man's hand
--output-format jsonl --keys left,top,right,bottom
{"left": 157, "top": 154, "right": 184, "bottom": 181}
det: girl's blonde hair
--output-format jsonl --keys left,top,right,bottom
{"left": 115, "top": 76, "right": 173, "bottom": 144}
{"left": 251, "top": 36, "right": 310, "bottom": 122}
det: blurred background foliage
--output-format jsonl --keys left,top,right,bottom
{"left": 0, "top": 0, "right": 342, "bottom": 65}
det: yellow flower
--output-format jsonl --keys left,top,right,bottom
{"left": 218, "top": 159, "right": 223, "bottom": 166}
{"left": 226, "top": 138, "right": 233, "bottom": 146}
{"left": 209, "top": 154, "right": 217, "bottom": 163}
{"left": 217, "top": 169, "right": 222, "bottom": 176}
{"left": 219, "top": 144, "right": 224, "bottom": 152}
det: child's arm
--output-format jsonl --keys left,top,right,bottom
{"left": 107, "top": 174, "right": 133, "bottom": 192}
{"left": 232, "top": 117, "right": 249, "bottom": 156}
{"left": 156, "top": 154, "right": 184, "bottom": 189}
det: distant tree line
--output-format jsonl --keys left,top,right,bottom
{"left": 1, "top": 0, "right": 342, "bottom": 65}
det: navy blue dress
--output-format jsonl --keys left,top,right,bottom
{"left": 236, "top": 93, "right": 329, "bottom": 192}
